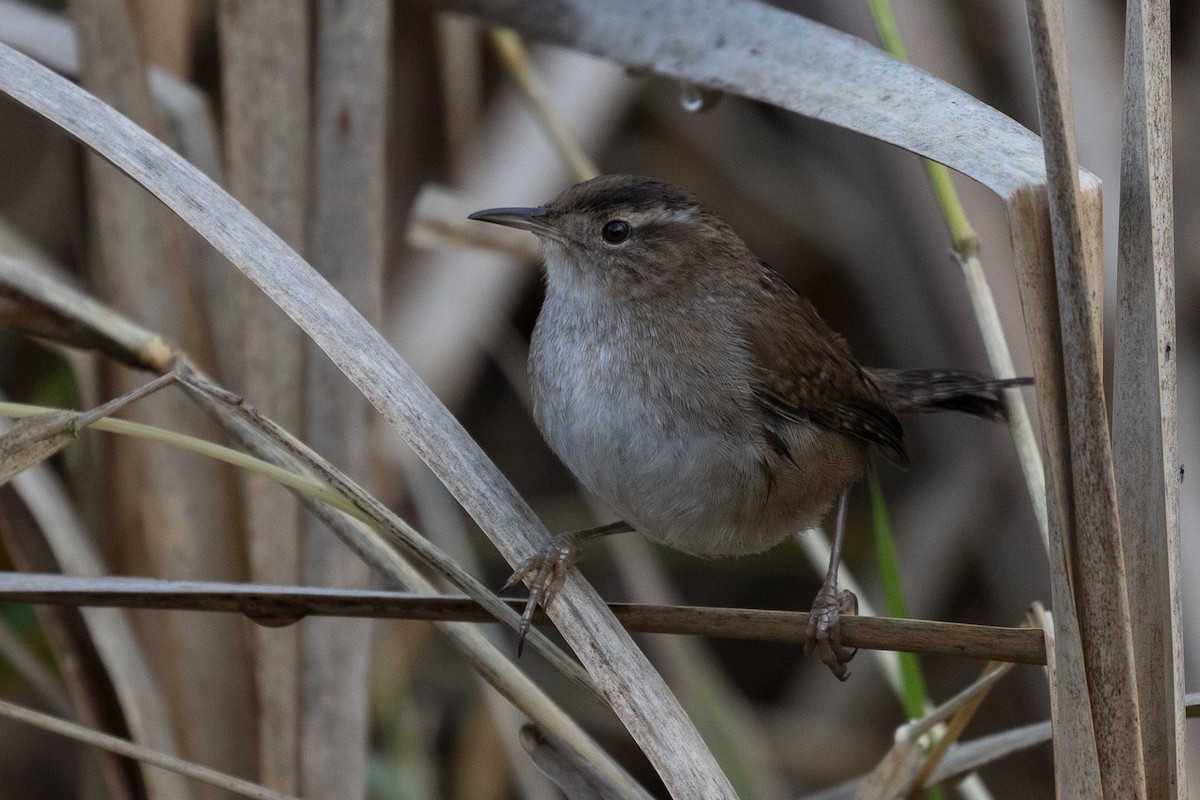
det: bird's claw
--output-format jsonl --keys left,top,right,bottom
{"left": 503, "top": 532, "right": 580, "bottom": 656}
{"left": 804, "top": 583, "right": 858, "bottom": 680}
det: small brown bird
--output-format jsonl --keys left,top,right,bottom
{"left": 470, "top": 175, "right": 1028, "bottom": 679}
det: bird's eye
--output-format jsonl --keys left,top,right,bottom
{"left": 601, "top": 219, "right": 631, "bottom": 244}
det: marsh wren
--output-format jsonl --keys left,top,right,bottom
{"left": 470, "top": 175, "right": 1028, "bottom": 679}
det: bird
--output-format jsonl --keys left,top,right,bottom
{"left": 469, "top": 174, "right": 1029, "bottom": 679}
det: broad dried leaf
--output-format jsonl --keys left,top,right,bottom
{"left": 0, "top": 411, "right": 76, "bottom": 484}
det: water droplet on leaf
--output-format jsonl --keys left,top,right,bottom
{"left": 679, "top": 82, "right": 722, "bottom": 113}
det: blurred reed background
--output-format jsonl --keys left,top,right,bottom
{"left": 0, "top": 0, "right": 1193, "bottom": 798}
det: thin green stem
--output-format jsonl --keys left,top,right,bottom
{"left": 0, "top": 400, "right": 350, "bottom": 512}
{"left": 870, "top": 474, "right": 945, "bottom": 800}
{"left": 867, "top": 0, "right": 908, "bottom": 59}
{"left": 865, "top": 0, "right": 1048, "bottom": 551}
{"left": 868, "top": 0, "right": 978, "bottom": 258}
{"left": 868, "top": 474, "right": 928, "bottom": 721}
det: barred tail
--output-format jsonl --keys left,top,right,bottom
{"left": 868, "top": 368, "right": 1032, "bottom": 420}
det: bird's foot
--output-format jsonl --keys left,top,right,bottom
{"left": 502, "top": 531, "right": 582, "bottom": 656}
{"left": 804, "top": 581, "right": 858, "bottom": 680}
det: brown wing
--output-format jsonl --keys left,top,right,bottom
{"left": 745, "top": 263, "right": 906, "bottom": 464}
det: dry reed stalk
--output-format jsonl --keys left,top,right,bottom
{"left": 1025, "top": 0, "right": 1146, "bottom": 795}
{"left": 1112, "top": 0, "right": 1184, "bottom": 796}
{"left": 1, "top": 444, "right": 186, "bottom": 799}
{"left": 0, "top": 492, "right": 142, "bottom": 800}
{"left": 435, "top": 13, "right": 484, "bottom": 170}
{"left": 216, "top": 2, "right": 311, "bottom": 789}
{"left": 70, "top": 0, "right": 253, "bottom": 793}
{"left": 131, "top": 0, "right": 195, "bottom": 78}
{"left": 0, "top": 573, "right": 1048, "bottom": 666}
{"left": 299, "top": 3, "right": 390, "bottom": 796}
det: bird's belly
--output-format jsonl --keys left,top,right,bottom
{"left": 535, "top": 371, "right": 840, "bottom": 557}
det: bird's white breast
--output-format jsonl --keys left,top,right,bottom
{"left": 529, "top": 267, "right": 823, "bottom": 556}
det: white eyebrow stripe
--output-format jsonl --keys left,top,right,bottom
{"left": 621, "top": 206, "right": 701, "bottom": 226}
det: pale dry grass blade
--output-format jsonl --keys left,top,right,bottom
{"left": 0, "top": 495, "right": 141, "bottom": 800}
{"left": 1032, "top": 597, "right": 1101, "bottom": 797}
{"left": 519, "top": 724, "right": 657, "bottom": 800}
{"left": 1112, "top": 0, "right": 1184, "bottom": 796}
{"left": 301, "top": 2, "right": 390, "bottom": 796}
{"left": 428, "top": 0, "right": 1053, "bottom": 196}
{"left": 0, "top": 698, "right": 303, "bottom": 800}
{"left": 2, "top": 449, "right": 189, "bottom": 799}
{"left": 216, "top": 1, "right": 311, "bottom": 790}
{"left": 955, "top": 248, "right": 1049, "bottom": 546}
{"left": 804, "top": 721, "right": 1052, "bottom": 800}
{"left": 1006, "top": 188, "right": 1102, "bottom": 797}
{"left": 926, "top": 720, "right": 1051, "bottom": 787}
{"left": 1025, "top": 1, "right": 1146, "bottom": 796}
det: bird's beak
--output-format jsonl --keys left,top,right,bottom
{"left": 467, "top": 206, "right": 555, "bottom": 237}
